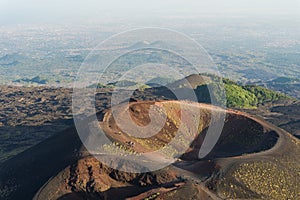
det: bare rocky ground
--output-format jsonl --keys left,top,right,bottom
{"left": 0, "top": 86, "right": 112, "bottom": 163}
{"left": 0, "top": 86, "right": 71, "bottom": 163}
{"left": 240, "top": 99, "right": 300, "bottom": 139}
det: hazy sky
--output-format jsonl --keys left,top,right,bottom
{"left": 0, "top": 0, "right": 300, "bottom": 24}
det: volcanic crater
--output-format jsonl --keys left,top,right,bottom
{"left": 1, "top": 100, "right": 298, "bottom": 200}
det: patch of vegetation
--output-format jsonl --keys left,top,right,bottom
{"left": 100, "top": 142, "right": 141, "bottom": 157}
{"left": 195, "top": 76, "right": 291, "bottom": 109}
{"left": 243, "top": 85, "right": 292, "bottom": 104}
{"left": 225, "top": 84, "right": 258, "bottom": 109}
{"left": 144, "top": 192, "right": 160, "bottom": 200}
{"left": 219, "top": 161, "right": 299, "bottom": 199}
{"left": 138, "top": 84, "right": 151, "bottom": 91}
